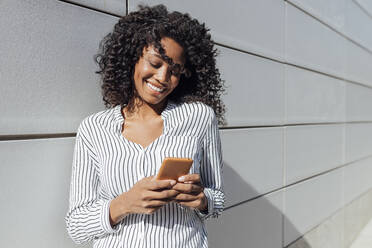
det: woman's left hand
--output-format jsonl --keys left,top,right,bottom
{"left": 171, "top": 174, "right": 208, "bottom": 211}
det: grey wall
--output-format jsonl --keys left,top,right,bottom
{"left": 1, "top": 0, "right": 372, "bottom": 247}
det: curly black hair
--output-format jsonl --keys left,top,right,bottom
{"left": 95, "top": 4, "right": 226, "bottom": 125}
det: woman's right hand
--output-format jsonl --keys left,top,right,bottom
{"left": 109, "top": 176, "right": 178, "bottom": 226}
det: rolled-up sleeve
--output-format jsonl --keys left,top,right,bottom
{"left": 197, "top": 109, "right": 225, "bottom": 220}
{"left": 65, "top": 122, "right": 121, "bottom": 244}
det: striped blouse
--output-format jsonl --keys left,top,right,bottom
{"left": 65, "top": 100, "right": 225, "bottom": 248}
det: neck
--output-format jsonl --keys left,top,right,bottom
{"left": 124, "top": 97, "right": 168, "bottom": 120}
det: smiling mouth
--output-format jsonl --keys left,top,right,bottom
{"left": 146, "top": 81, "right": 166, "bottom": 93}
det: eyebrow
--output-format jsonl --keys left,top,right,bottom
{"left": 147, "top": 53, "right": 161, "bottom": 60}
{"left": 147, "top": 54, "right": 184, "bottom": 68}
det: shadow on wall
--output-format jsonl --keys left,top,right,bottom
{"left": 206, "top": 162, "right": 310, "bottom": 248}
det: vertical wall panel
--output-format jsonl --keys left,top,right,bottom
{"left": 284, "top": 169, "right": 343, "bottom": 246}
{"left": 287, "top": 0, "right": 372, "bottom": 54}
{"left": 345, "top": 0, "right": 372, "bottom": 51}
{"left": 344, "top": 157, "right": 372, "bottom": 205}
{"left": 0, "top": 138, "right": 78, "bottom": 248}
{"left": 218, "top": 46, "right": 284, "bottom": 126}
{"left": 346, "top": 41, "right": 372, "bottom": 87}
{"left": 345, "top": 123, "right": 372, "bottom": 163}
{"left": 129, "top": 0, "right": 285, "bottom": 60}
{"left": 0, "top": 0, "right": 117, "bottom": 135}
{"left": 286, "top": 65, "right": 345, "bottom": 124}
{"left": 207, "top": 191, "right": 283, "bottom": 248}
{"left": 287, "top": 0, "right": 346, "bottom": 31}
{"left": 285, "top": 2, "right": 347, "bottom": 78}
{"left": 220, "top": 128, "right": 283, "bottom": 207}
{"left": 355, "top": 0, "right": 372, "bottom": 17}
{"left": 285, "top": 125, "right": 343, "bottom": 184}
{"left": 66, "top": 0, "right": 126, "bottom": 16}
{"left": 286, "top": 206, "right": 345, "bottom": 248}
{"left": 346, "top": 83, "right": 372, "bottom": 122}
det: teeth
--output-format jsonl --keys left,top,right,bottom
{"left": 146, "top": 82, "right": 164, "bottom": 92}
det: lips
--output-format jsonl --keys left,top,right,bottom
{"left": 145, "top": 80, "right": 166, "bottom": 93}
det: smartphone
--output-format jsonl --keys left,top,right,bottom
{"left": 155, "top": 157, "right": 193, "bottom": 181}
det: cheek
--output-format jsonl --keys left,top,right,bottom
{"left": 170, "top": 78, "right": 180, "bottom": 90}
{"left": 141, "top": 65, "right": 154, "bottom": 78}
{"left": 134, "top": 63, "right": 152, "bottom": 81}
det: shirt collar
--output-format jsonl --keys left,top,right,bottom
{"left": 112, "top": 100, "right": 177, "bottom": 125}
{"left": 113, "top": 105, "right": 124, "bottom": 125}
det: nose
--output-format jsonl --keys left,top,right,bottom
{"left": 154, "top": 65, "right": 171, "bottom": 84}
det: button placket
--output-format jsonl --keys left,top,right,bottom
{"left": 139, "top": 216, "right": 145, "bottom": 247}
{"left": 137, "top": 149, "right": 145, "bottom": 178}
{"left": 143, "top": 150, "right": 148, "bottom": 177}
{"left": 140, "top": 150, "right": 146, "bottom": 247}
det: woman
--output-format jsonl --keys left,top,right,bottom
{"left": 65, "top": 4, "right": 225, "bottom": 248}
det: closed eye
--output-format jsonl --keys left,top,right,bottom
{"left": 146, "top": 56, "right": 182, "bottom": 76}
{"left": 149, "top": 61, "right": 162, "bottom": 69}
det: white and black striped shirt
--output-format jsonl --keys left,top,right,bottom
{"left": 65, "top": 100, "right": 224, "bottom": 248}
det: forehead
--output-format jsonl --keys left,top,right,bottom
{"left": 143, "top": 37, "right": 185, "bottom": 65}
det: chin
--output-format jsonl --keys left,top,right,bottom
{"left": 142, "top": 96, "right": 167, "bottom": 106}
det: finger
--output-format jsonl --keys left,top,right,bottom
{"left": 174, "top": 193, "right": 198, "bottom": 202}
{"left": 142, "top": 200, "right": 169, "bottom": 208}
{"left": 147, "top": 189, "right": 179, "bottom": 200}
{"left": 148, "top": 179, "right": 176, "bottom": 190}
{"left": 178, "top": 174, "right": 200, "bottom": 183}
{"left": 177, "top": 200, "right": 198, "bottom": 209}
{"left": 140, "top": 206, "right": 161, "bottom": 215}
{"left": 172, "top": 183, "right": 203, "bottom": 193}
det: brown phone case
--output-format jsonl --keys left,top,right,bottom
{"left": 155, "top": 157, "right": 193, "bottom": 181}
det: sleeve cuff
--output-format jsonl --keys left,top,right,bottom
{"left": 195, "top": 188, "right": 215, "bottom": 220}
{"left": 101, "top": 199, "right": 122, "bottom": 234}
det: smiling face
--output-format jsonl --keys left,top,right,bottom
{"left": 132, "top": 37, "right": 185, "bottom": 108}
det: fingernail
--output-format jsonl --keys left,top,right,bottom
{"left": 170, "top": 180, "right": 176, "bottom": 186}
{"left": 178, "top": 176, "right": 185, "bottom": 182}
